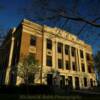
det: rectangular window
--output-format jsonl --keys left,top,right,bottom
{"left": 81, "top": 63, "right": 85, "bottom": 72}
{"left": 46, "top": 55, "right": 52, "bottom": 66}
{"left": 65, "top": 45, "right": 69, "bottom": 55}
{"left": 86, "top": 53, "right": 90, "bottom": 60}
{"left": 88, "top": 65, "right": 92, "bottom": 73}
{"left": 30, "top": 35, "right": 36, "bottom": 46}
{"left": 84, "top": 77, "right": 87, "bottom": 87}
{"left": 80, "top": 50, "right": 84, "bottom": 58}
{"left": 47, "top": 39, "right": 52, "bottom": 49}
{"left": 71, "top": 47, "right": 75, "bottom": 57}
{"left": 65, "top": 61, "right": 70, "bottom": 70}
{"left": 57, "top": 43, "right": 63, "bottom": 53}
{"left": 58, "top": 59, "right": 63, "bottom": 69}
{"left": 72, "top": 62, "right": 76, "bottom": 71}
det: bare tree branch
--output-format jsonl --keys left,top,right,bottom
{"left": 43, "top": 7, "right": 100, "bottom": 27}
{"left": 77, "top": 23, "right": 87, "bottom": 36}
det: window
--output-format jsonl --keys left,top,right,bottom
{"left": 88, "top": 65, "right": 92, "bottom": 73}
{"left": 47, "top": 39, "right": 52, "bottom": 49}
{"left": 65, "top": 61, "right": 70, "bottom": 70}
{"left": 84, "top": 77, "right": 87, "bottom": 87}
{"left": 46, "top": 55, "right": 52, "bottom": 66}
{"left": 72, "top": 62, "right": 76, "bottom": 71}
{"left": 80, "top": 50, "right": 84, "bottom": 58}
{"left": 30, "top": 35, "right": 36, "bottom": 46}
{"left": 86, "top": 53, "right": 90, "bottom": 60}
{"left": 65, "top": 45, "right": 69, "bottom": 55}
{"left": 71, "top": 47, "right": 75, "bottom": 57}
{"left": 58, "top": 59, "right": 63, "bottom": 69}
{"left": 57, "top": 43, "right": 63, "bottom": 53}
{"left": 81, "top": 63, "right": 85, "bottom": 72}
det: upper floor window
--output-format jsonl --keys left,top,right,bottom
{"left": 71, "top": 47, "right": 75, "bottom": 57}
{"left": 30, "top": 35, "right": 36, "bottom": 46}
{"left": 58, "top": 59, "right": 63, "bottom": 69}
{"left": 57, "top": 43, "right": 63, "bottom": 53}
{"left": 86, "top": 53, "right": 90, "bottom": 60}
{"left": 47, "top": 39, "right": 52, "bottom": 50}
{"left": 80, "top": 50, "right": 84, "bottom": 58}
{"left": 65, "top": 60, "right": 70, "bottom": 70}
{"left": 88, "top": 65, "right": 92, "bottom": 73}
{"left": 81, "top": 63, "right": 85, "bottom": 72}
{"left": 72, "top": 62, "right": 76, "bottom": 71}
{"left": 65, "top": 45, "right": 69, "bottom": 55}
{"left": 46, "top": 55, "right": 52, "bottom": 67}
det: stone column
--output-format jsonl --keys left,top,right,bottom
{"left": 69, "top": 46, "right": 72, "bottom": 70}
{"left": 75, "top": 48, "right": 79, "bottom": 71}
{"left": 43, "top": 35, "right": 46, "bottom": 68}
{"left": 77, "top": 48, "right": 81, "bottom": 72}
{"left": 42, "top": 34, "right": 47, "bottom": 84}
{"left": 55, "top": 39, "right": 57, "bottom": 70}
{"left": 80, "top": 77, "right": 84, "bottom": 89}
{"left": 83, "top": 50, "right": 88, "bottom": 73}
{"left": 72, "top": 77, "right": 75, "bottom": 89}
{"left": 52, "top": 38, "right": 57, "bottom": 70}
{"left": 5, "top": 37, "right": 15, "bottom": 85}
{"left": 83, "top": 50, "right": 89, "bottom": 88}
{"left": 63, "top": 44, "right": 65, "bottom": 70}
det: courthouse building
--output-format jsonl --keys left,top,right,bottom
{"left": 0, "top": 19, "right": 97, "bottom": 89}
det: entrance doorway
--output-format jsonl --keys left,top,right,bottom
{"left": 47, "top": 74, "right": 53, "bottom": 86}
{"left": 90, "top": 79, "right": 93, "bottom": 87}
{"left": 68, "top": 76, "right": 73, "bottom": 89}
{"left": 75, "top": 77, "right": 80, "bottom": 89}
{"left": 60, "top": 75, "right": 65, "bottom": 88}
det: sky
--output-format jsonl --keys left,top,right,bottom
{"left": 0, "top": 0, "right": 100, "bottom": 55}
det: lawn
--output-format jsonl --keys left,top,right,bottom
{"left": 0, "top": 85, "right": 100, "bottom": 100}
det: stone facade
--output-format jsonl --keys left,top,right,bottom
{"left": 0, "top": 19, "right": 97, "bottom": 89}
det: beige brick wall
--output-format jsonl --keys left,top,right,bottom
{"left": 20, "top": 32, "right": 30, "bottom": 57}
{"left": 19, "top": 31, "right": 43, "bottom": 65}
